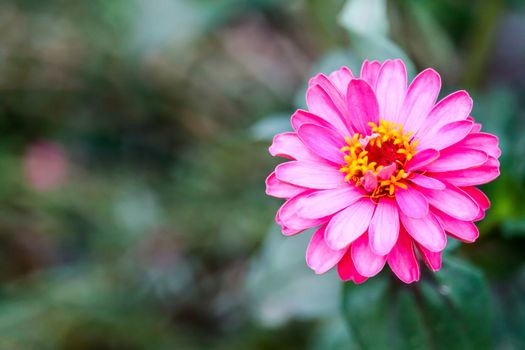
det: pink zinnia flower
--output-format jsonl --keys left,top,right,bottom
{"left": 266, "top": 59, "right": 501, "bottom": 284}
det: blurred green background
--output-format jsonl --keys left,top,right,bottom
{"left": 0, "top": 0, "right": 524, "bottom": 349}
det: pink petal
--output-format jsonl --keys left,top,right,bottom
{"left": 328, "top": 66, "right": 354, "bottom": 97}
{"left": 346, "top": 79, "right": 379, "bottom": 135}
{"left": 307, "top": 84, "right": 350, "bottom": 136}
{"left": 337, "top": 248, "right": 368, "bottom": 284}
{"left": 408, "top": 173, "right": 445, "bottom": 190}
{"left": 297, "top": 186, "right": 363, "bottom": 219}
{"left": 375, "top": 59, "right": 407, "bottom": 123}
{"left": 275, "top": 161, "right": 344, "bottom": 189}
{"left": 418, "top": 120, "right": 473, "bottom": 151}
{"left": 399, "top": 68, "right": 441, "bottom": 133}
{"left": 400, "top": 211, "right": 446, "bottom": 252}
{"left": 461, "top": 186, "right": 490, "bottom": 210}
{"left": 395, "top": 185, "right": 429, "bottom": 218}
{"left": 417, "top": 183, "right": 480, "bottom": 221}
{"left": 454, "top": 132, "right": 501, "bottom": 158}
{"left": 265, "top": 172, "right": 307, "bottom": 199}
{"left": 377, "top": 163, "right": 396, "bottom": 180}
{"left": 369, "top": 197, "right": 399, "bottom": 256}
{"left": 433, "top": 209, "right": 479, "bottom": 242}
{"left": 297, "top": 123, "right": 345, "bottom": 164}
{"left": 309, "top": 73, "right": 349, "bottom": 123}
{"left": 359, "top": 60, "right": 381, "bottom": 87}
{"left": 424, "top": 147, "right": 488, "bottom": 172}
{"left": 351, "top": 232, "right": 387, "bottom": 277}
{"left": 306, "top": 225, "right": 347, "bottom": 274}
{"left": 429, "top": 157, "right": 500, "bottom": 186}
{"left": 416, "top": 243, "right": 442, "bottom": 271}
{"left": 361, "top": 170, "right": 378, "bottom": 192}
{"left": 291, "top": 109, "right": 335, "bottom": 132}
{"left": 269, "top": 132, "right": 323, "bottom": 162}
{"left": 387, "top": 229, "right": 420, "bottom": 283}
{"left": 405, "top": 148, "right": 440, "bottom": 172}
{"left": 418, "top": 90, "right": 473, "bottom": 138}
{"left": 325, "top": 197, "right": 376, "bottom": 250}
{"left": 278, "top": 192, "right": 328, "bottom": 235}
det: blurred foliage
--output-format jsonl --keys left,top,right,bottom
{"left": 0, "top": 0, "right": 522, "bottom": 348}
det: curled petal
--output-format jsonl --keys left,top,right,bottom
{"left": 306, "top": 225, "right": 347, "bottom": 274}
{"left": 297, "top": 123, "right": 345, "bottom": 164}
{"left": 400, "top": 211, "right": 446, "bottom": 253}
{"left": 387, "top": 229, "right": 420, "bottom": 284}
{"left": 337, "top": 248, "right": 368, "bottom": 284}
{"left": 351, "top": 232, "right": 387, "bottom": 277}
{"left": 265, "top": 172, "right": 306, "bottom": 199}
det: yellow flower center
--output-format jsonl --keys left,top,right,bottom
{"left": 339, "top": 119, "right": 418, "bottom": 198}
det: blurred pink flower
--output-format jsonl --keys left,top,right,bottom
{"left": 24, "top": 141, "right": 68, "bottom": 191}
{"left": 266, "top": 59, "right": 500, "bottom": 284}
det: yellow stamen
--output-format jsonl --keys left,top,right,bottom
{"left": 339, "top": 119, "right": 418, "bottom": 198}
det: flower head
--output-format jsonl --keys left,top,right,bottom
{"left": 266, "top": 59, "right": 500, "bottom": 283}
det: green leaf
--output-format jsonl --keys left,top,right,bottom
{"left": 338, "top": 0, "right": 416, "bottom": 78}
{"left": 338, "top": 0, "right": 388, "bottom": 37}
{"left": 341, "top": 257, "right": 491, "bottom": 350}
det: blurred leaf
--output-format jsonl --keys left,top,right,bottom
{"left": 338, "top": 0, "right": 388, "bottom": 37}
{"left": 250, "top": 113, "right": 292, "bottom": 141}
{"left": 245, "top": 225, "right": 340, "bottom": 327}
{"left": 405, "top": 0, "right": 458, "bottom": 74}
{"left": 310, "top": 315, "right": 358, "bottom": 350}
{"left": 338, "top": 0, "right": 415, "bottom": 77}
{"left": 294, "top": 49, "right": 360, "bottom": 109}
{"left": 341, "top": 257, "right": 491, "bottom": 350}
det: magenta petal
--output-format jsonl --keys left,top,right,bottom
{"left": 387, "top": 230, "right": 420, "bottom": 283}
{"left": 291, "top": 109, "right": 335, "bottom": 132}
{"left": 306, "top": 225, "right": 347, "bottom": 274}
{"left": 400, "top": 68, "right": 441, "bottom": 133}
{"left": 369, "top": 197, "right": 399, "bottom": 256}
{"left": 424, "top": 147, "right": 488, "bottom": 172}
{"left": 359, "top": 60, "right": 381, "bottom": 87}
{"left": 265, "top": 172, "right": 306, "bottom": 199}
{"left": 337, "top": 248, "right": 368, "bottom": 284}
{"left": 275, "top": 161, "right": 344, "bottom": 189}
{"left": 409, "top": 173, "right": 445, "bottom": 190}
{"left": 309, "top": 73, "right": 349, "bottom": 122}
{"left": 328, "top": 66, "right": 354, "bottom": 97}
{"left": 454, "top": 132, "right": 501, "bottom": 158}
{"left": 430, "top": 157, "right": 500, "bottom": 186}
{"left": 346, "top": 79, "right": 379, "bottom": 135}
{"left": 395, "top": 186, "right": 429, "bottom": 219}
{"left": 418, "top": 90, "right": 473, "bottom": 138}
{"left": 278, "top": 192, "right": 328, "bottom": 235}
{"left": 417, "top": 183, "right": 480, "bottom": 221}
{"left": 325, "top": 198, "right": 376, "bottom": 250}
{"left": 433, "top": 209, "right": 479, "bottom": 242}
{"left": 418, "top": 120, "right": 473, "bottom": 151}
{"left": 400, "top": 211, "right": 446, "bottom": 252}
{"left": 297, "top": 123, "right": 345, "bottom": 164}
{"left": 461, "top": 186, "right": 490, "bottom": 210}
{"left": 351, "top": 232, "right": 387, "bottom": 277}
{"left": 375, "top": 59, "right": 407, "bottom": 123}
{"left": 416, "top": 243, "right": 442, "bottom": 271}
{"left": 307, "top": 84, "right": 350, "bottom": 135}
{"left": 297, "top": 186, "right": 363, "bottom": 219}
{"left": 269, "top": 132, "right": 322, "bottom": 162}
{"left": 406, "top": 148, "right": 440, "bottom": 172}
